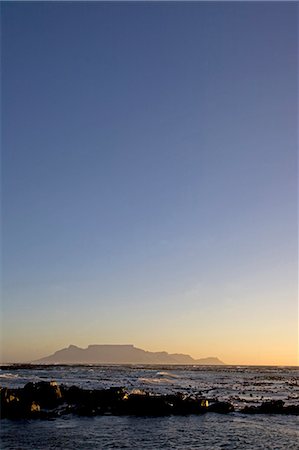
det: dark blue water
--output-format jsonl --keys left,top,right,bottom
{"left": 1, "top": 365, "right": 298, "bottom": 449}
{"left": 2, "top": 414, "right": 299, "bottom": 449}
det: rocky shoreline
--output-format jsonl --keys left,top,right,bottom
{"left": 1, "top": 381, "right": 298, "bottom": 419}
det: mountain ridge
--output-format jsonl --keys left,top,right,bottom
{"left": 34, "top": 344, "right": 225, "bottom": 365}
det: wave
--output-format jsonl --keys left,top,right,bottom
{"left": 0, "top": 373, "right": 19, "bottom": 379}
{"left": 138, "top": 377, "right": 175, "bottom": 384}
{"left": 156, "top": 371, "right": 180, "bottom": 378}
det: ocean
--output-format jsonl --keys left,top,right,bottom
{"left": 1, "top": 365, "right": 298, "bottom": 449}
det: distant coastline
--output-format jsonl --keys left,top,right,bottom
{"left": 33, "top": 344, "right": 225, "bottom": 365}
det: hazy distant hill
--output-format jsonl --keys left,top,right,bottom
{"left": 34, "top": 344, "right": 224, "bottom": 365}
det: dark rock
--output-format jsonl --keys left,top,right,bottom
{"left": 169, "top": 395, "right": 208, "bottom": 415}
{"left": 119, "top": 393, "right": 172, "bottom": 416}
{"left": 23, "top": 381, "right": 62, "bottom": 409}
{"left": 259, "top": 400, "right": 284, "bottom": 414}
{"left": 241, "top": 405, "right": 259, "bottom": 414}
{"left": 117, "top": 393, "right": 208, "bottom": 416}
{"left": 241, "top": 400, "right": 299, "bottom": 415}
{"left": 12, "top": 382, "right": 299, "bottom": 419}
{"left": 61, "top": 385, "right": 127, "bottom": 416}
{"left": 208, "top": 401, "right": 235, "bottom": 414}
{"left": 1, "top": 388, "right": 22, "bottom": 419}
{"left": 283, "top": 405, "right": 299, "bottom": 415}
{"left": 30, "top": 401, "right": 41, "bottom": 412}
{"left": 0, "top": 387, "right": 44, "bottom": 419}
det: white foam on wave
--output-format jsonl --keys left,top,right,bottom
{"left": 138, "top": 377, "right": 174, "bottom": 384}
{"left": 0, "top": 373, "right": 19, "bottom": 379}
{"left": 156, "top": 372, "right": 180, "bottom": 378}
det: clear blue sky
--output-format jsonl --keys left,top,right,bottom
{"left": 2, "top": 2, "right": 298, "bottom": 364}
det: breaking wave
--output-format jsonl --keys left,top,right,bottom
{"left": 138, "top": 377, "right": 175, "bottom": 384}
{"left": 156, "top": 371, "right": 180, "bottom": 378}
{"left": 0, "top": 373, "right": 19, "bottom": 379}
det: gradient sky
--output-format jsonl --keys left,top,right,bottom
{"left": 1, "top": 2, "right": 298, "bottom": 365}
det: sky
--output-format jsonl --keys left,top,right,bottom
{"left": 1, "top": 1, "right": 298, "bottom": 365}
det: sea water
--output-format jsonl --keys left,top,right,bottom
{"left": 1, "top": 365, "right": 298, "bottom": 449}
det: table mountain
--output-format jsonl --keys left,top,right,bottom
{"left": 34, "top": 344, "right": 224, "bottom": 365}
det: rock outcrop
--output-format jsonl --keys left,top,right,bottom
{"left": 241, "top": 400, "right": 299, "bottom": 415}
{"left": 1, "top": 381, "right": 298, "bottom": 420}
{"left": 0, "top": 381, "right": 233, "bottom": 419}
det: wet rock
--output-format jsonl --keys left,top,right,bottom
{"left": 283, "top": 404, "right": 299, "bottom": 415}
{"left": 0, "top": 388, "right": 22, "bottom": 419}
{"left": 170, "top": 395, "right": 208, "bottom": 415}
{"left": 30, "top": 401, "right": 41, "bottom": 413}
{"left": 241, "top": 405, "right": 258, "bottom": 414}
{"left": 1, "top": 381, "right": 64, "bottom": 419}
{"left": 61, "top": 385, "right": 82, "bottom": 404}
{"left": 260, "top": 400, "right": 284, "bottom": 414}
{"left": 117, "top": 393, "right": 208, "bottom": 416}
{"left": 208, "top": 401, "right": 235, "bottom": 414}
{"left": 61, "top": 386, "right": 127, "bottom": 416}
{"left": 8, "top": 382, "right": 299, "bottom": 419}
{"left": 242, "top": 400, "right": 284, "bottom": 415}
{"left": 62, "top": 385, "right": 125, "bottom": 405}
{"left": 0, "top": 387, "right": 44, "bottom": 419}
{"left": 23, "top": 381, "right": 62, "bottom": 409}
{"left": 242, "top": 400, "right": 299, "bottom": 415}
{"left": 120, "top": 393, "right": 172, "bottom": 416}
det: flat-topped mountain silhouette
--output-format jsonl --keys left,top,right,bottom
{"left": 34, "top": 344, "right": 224, "bottom": 365}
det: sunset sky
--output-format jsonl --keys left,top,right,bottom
{"left": 2, "top": 2, "right": 298, "bottom": 365}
